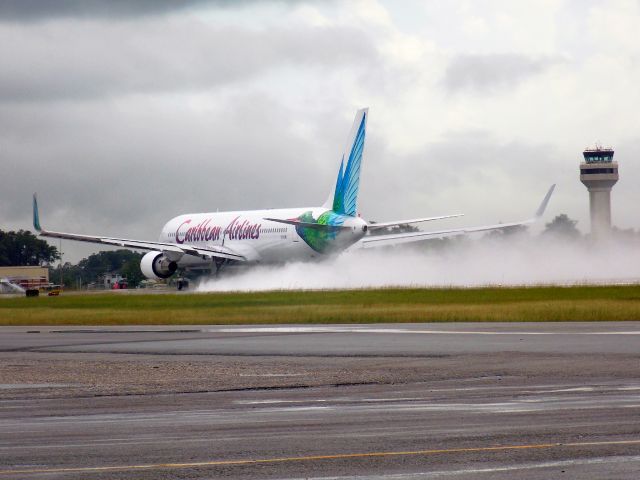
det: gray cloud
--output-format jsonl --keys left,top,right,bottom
{"left": 0, "top": 21, "right": 376, "bottom": 102}
{"left": 2, "top": 92, "right": 562, "bottom": 264}
{"left": 2, "top": 0, "right": 638, "bottom": 266}
{"left": 443, "top": 53, "right": 561, "bottom": 94}
{"left": 0, "top": 6, "right": 377, "bottom": 262}
{"left": 0, "top": 1, "right": 300, "bottom": 22}
{"left": 358, "top": 129, "right": 561, "bottom": 229}
{"left": 0, "top": 93, "right": 352, "bottom": 259}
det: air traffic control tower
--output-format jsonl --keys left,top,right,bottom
{"left": 580, "top": 146, "right": 618, "bottom": 241}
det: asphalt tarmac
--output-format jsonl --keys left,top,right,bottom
{"left": 1, "top": 323, "right": 639, "bottom": 479}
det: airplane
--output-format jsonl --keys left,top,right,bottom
{"left": 32, "top": 108, "right": 555, "bottom": 281}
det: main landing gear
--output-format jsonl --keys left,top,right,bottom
{"left": 176, "top": 278, "right": 189, "bottom": 291}
{"left": 214, "top": 258, "right": 230, "bottom": 276}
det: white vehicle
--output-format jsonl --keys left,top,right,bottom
{"left": 0, "top": 278, "right": 25, "bottom": 295}
{"left": 33, "top": 108, "right": 555, "bottom": 280}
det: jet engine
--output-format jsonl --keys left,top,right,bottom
{"left": 140, "top": 251, "right": 178, "bottom": 280}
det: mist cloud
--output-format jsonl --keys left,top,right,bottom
{"left": 197, "top": 236, "right": 640, "bottom": 292}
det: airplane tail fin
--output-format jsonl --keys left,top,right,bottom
{"left": 323, "top": 108, "right": 368, "bottom": 216}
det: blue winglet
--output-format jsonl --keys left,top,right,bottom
{"left": 32, "top": 193, "right": 42, "bottom": 232}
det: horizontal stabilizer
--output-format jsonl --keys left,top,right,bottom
{"left": 367, "top": 214, "right": 464, "bottom": 231}
{"left": 264, "top": 217, "right": 351, "bottom": 230}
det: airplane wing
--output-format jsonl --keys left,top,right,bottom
{"left": 354, "top": 184, "right": 555, "bottom": 250}
{"left": 32, "top": 195, "right": 246, "bottom": 262}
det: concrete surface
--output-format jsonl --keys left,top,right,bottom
{"left": 0, "top": 323, "right": 639, "bottom": 479}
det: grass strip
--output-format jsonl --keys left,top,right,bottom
{"left": 1, "top": 285, "right": 640, "bottom": 325}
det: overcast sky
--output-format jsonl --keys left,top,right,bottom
{"left": 2, "top": 0, "right": 639, "bottom": 262}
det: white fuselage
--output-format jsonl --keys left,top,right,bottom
{"left": 159, "top": 207, "right": 367, "bottom": 268}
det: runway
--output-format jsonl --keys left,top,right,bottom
{"left": 1, "top": 323, "right": 639, "bottom": 479}
{"left": 2, "top": 322, "right": 640, "bottom": 355}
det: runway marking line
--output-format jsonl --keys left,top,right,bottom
{"left": 2, "top": 439, "right": 639, "bottom": 475}
{"left": 213, "top": 327, "right": 640, "bottom": 335}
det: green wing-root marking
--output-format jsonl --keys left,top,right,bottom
{"left": 295, "top": 211, "right": 345, "bottom": 254}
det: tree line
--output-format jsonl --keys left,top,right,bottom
{"left": 51, "top": 250, "right": 145, "bottom": 289}
{"left": 0, "top": 229, "right": 143, "bottom": 288}
{"left": 0, "top": 230, "right": 59, "bottom": 266}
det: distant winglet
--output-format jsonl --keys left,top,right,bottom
{"left": 535, "top": 184, "right": 556, "bottom": 219}
{"left": 32, "top": 193, "right": 42, "bottom": 232}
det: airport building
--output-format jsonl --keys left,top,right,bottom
{"left": 579, "top": 146, "right": 618, "bottom": 241}
{"left": 0, "top": 266, "right": 49, "bottom": 290}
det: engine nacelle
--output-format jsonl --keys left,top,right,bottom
{"left": 140, "top": 251, "right": 178, "bottom": 280}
